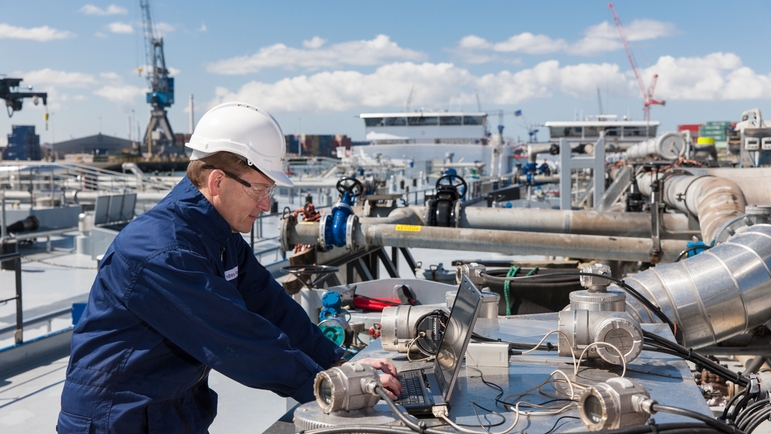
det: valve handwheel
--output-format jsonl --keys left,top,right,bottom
{"left": 280, "top": 265, "right": 340, "bottom": 289}
{"left": 336, "top": 177, "right": 364, "bottom": 197}
{"left": 435, "top": 174, "right": 467, "bottom": 199}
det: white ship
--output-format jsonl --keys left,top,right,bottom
{"left": 354, "top": 111, "right": 515, "bottom": 178}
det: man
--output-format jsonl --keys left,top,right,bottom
{"left": 57, "top": 102, "right": 400, "bottom": 433}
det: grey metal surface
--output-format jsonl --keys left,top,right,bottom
{"left": 292, "top": 319, "right": 709, "bottom": 432}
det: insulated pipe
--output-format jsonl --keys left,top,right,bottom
{"left": 284, "top": 221, "right": 688, "bottom": 263}
{"left": 357, "top": 206, "right": 424, "bottom": 225}
{"left": 636, "top": 172, "right": 746, "bottom": 243}
{"left": 457, "top": 207, "right": 691, "bottom": 239}
{"left": 623, "top": 224, "right": 771, "bottom": 349}
{"left": 625, "top": 132, "right": 686, "bottom": 160}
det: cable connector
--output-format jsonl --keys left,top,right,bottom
{"left": 432, "top": 405, "right": 449, "bottom": 419}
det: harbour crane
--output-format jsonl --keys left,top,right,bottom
{"left": 608, "top": 2, "right": 665, "bottom": 122}
{"left": 0, "top": 78, "right": 48, "bottom": 119}
{"left": 139, "top": 0, "right": 175, "bottom": 156}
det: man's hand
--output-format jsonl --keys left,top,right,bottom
{"left": 356, "top": 357, "right": 402, "bottom": 400}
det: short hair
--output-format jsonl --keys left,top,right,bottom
{"left": 186, "top": 152, "right": 251, "bottom": 188}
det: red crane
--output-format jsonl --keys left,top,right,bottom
{"left": 608, "top": 2, "right": 665, "bottom": 121}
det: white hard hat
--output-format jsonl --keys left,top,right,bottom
{"left": 186, "top": 102, "right": 293, "bottom": 187}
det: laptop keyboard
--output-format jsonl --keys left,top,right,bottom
{"left": 397, "top": 371, "right": 425, "bottom": 404}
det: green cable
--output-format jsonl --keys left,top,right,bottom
{"left": 524, "top": 267, "right": 539, "bottom": 277}
{"left": 503, "top": 266, "right": 519, "bottom": 315}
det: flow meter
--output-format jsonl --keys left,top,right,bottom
{"left": 578, "top": 378, "right": 654, "bottom": 430}
{"left": 314, "top": 363, "right": 380, "bottom": 414}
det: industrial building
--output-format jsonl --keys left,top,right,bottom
{"left": 52, "top": 133, "right": 135, "bottom": 159}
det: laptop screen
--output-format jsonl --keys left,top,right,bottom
{"left": 433, "top": 275, "right": 483, "bottom": 402}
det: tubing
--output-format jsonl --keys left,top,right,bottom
{"left": 636, "top": 172, "right": 746, "bottom": 243}
{"left": 622, "top": 224, "right": 771, "bottom": 349}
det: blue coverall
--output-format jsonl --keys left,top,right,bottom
{"left": 57, "top": 176, "right": 344, "bottom": 433}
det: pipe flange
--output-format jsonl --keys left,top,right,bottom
{"left": 714, "top": 205, "right": 771, "bottom": 244}
{"left": 345, "top": 214, "right": 359, "bottom": 251}
{"left": 318, "top": 216, "right": 330, "bottom": 252}
{"left": 453, "top": 200, "right": 463, "bottom": 228}
{"left": 278, "top": 216, "right": 292, "bottom": 252}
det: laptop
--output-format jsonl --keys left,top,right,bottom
{"left": 395, "top": 275, "right": 483, "bottom": 415}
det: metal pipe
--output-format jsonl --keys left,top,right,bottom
{"left": 353, "top": 225, "right": 687, "bottom": 263}
{"left": 457, "top": 207, "right": 691, "bottom": 238}
{"left": 626, "top": 132, "right": 686, "bottom": 160}
{"left": 357, "top": 206, "right": 424, "bottom": 225}
{"left": 623, "top": 224, "right": 771, "bottom": 349}
{"left": 636, "top": 172, "right": 746, "bottom": 243}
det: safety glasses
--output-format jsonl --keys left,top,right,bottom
{"left": 203, "top": 165, "right": 275, "bottom": 202}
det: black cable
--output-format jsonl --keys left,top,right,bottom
{"left": 302, "top": 427, "right": 415, "bottom": 434}
{"left": 739, "top": 407, "right": 770, "bottom": 433}
{"left": 374, "top": 385, "right": 426, "bottom": 433}
{"left": 721, "top": 392, "right": 746, "bottom": 422}
{"left": 462, "top": 400, "right": 506, "bottom": 429}
{"left": 736, "top": 399, "right": 769, "bottom": 430}
{"left": 480, "top": 270, "right": 678, "bottom": 338}
{"left": 744, "top": 407, "right": 771, "bottom": 433}
{"left": 472, "top": 332, "right": 557, "bottom": 352}
{"left": 542, "top": 415, "right": 581, "bottom": 434}
{"left": 675, "top": 245, "right": 710, "bottom": 262}
{"left": 301, "top": 421, "right": 730, "bottom": 434}
{"left": 467, "top": 366, "right": 510, "bottom": 409}
{"left": 643, "top": 330, "right": 748, "bottom": 387}
{"left": 651, "top": 403, "right": 746, "bottom": 434}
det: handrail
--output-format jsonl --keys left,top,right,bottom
{"left": 0, "top": 247, "right": 23, "bottom": 344}
{"left": 0, "top": 306, "right": 72, "bottom": 338}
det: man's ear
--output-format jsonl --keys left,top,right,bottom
{"left": 206, "top": 169, "right": 224, "bottom": 197}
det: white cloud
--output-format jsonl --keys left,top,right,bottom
{"left": 641, "top": 52, "right": 771, "bottom": 101}
{"left": 93, "top": 85, "right": 145, "bottom": 108}
{"left": 153, "top": 22, "right": 175, "bottom": 36}
{"left": 79, "top": 4, "right": 127, "bottom": 15}
{"left": 459, "top": 35, "right": 492, "bottom": 50}
{"left": 207, "top": 34, "right": 426, "bottom": 74}
{"left": 207, "top": 60, "right": 631, "bottom": 113}
{"left": 107, "top": 22, "right": 133, "bottom": 34}
{"left": 453, "top": 19, "right": 677, "bottom": 59}
{"left": 493, "top": 33, "right": 568, "bottom": 54}
{"left": 15, "top": 68, "right": 97, "bottom": 88}
{"left": 208, "top": 52, "right": 771, "bottom": 114}
{"left": 303, "top": 36, "right": 326, "bottom": 49}
{"left": 198, "top": 22, "right": 207, "bottom": 32}
{"left": 0, "top": 23, "right": 74, "bottom": 41}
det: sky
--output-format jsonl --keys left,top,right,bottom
{"left": 2, "top": 0, "right": 771, "bottom": 146}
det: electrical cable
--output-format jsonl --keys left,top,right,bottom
{"left": 675, "top": 245, "right": 710, "bottom": 262}
{"left": 374, "top": 385, "right": 427, "bottom": 433}
{"left": 643, "top": 330, "right": 748, "bottom": 387}
{"left": 735, "top": 399, "right": 769, "bottom": 430}
{"left": 471, "top": 333, "right": 558, "bottom": 352}
{"left": 744, "top": 407, "right": 771, "bottom": 433}
{"left": 651, "top": 403, "right": 746, "bottom": 434}
{"left": 479, "top": 270, "right": 678, "bottom": 338}
{"left": 467, "top": 401, "right": 506, "bottom": 429}
{"left": 542, "top": 415, "right": 581, "bottom": 434}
